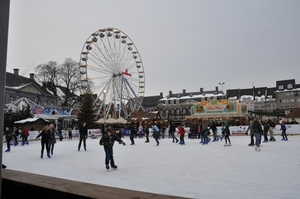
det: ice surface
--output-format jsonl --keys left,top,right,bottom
{"left": 3, "top": 135, "right": 300, "bottom": 199}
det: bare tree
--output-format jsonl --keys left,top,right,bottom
{"left": 34, "top": 61, "right": 59, "bottom": 95}
{"left": 57, "top": 58, "right": 80, "bottom": 107}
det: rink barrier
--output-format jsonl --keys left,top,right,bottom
{"left": 2, "top": 169, "right": 190, "bottom": 199}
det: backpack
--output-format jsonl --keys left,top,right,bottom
{"left": 153, "top": 125, "right": 159, "bottom": 132}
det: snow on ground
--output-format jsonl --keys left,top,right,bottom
{"left": 2, "top": 135, "right": 300, "bottom": 199}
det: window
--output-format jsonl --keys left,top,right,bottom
{"left": 176, "top": 109, "right": 180, "bottom": 115}
{"left": 287, "top": 84, "right": 293, "bottom": 89}
{"left": 278, "top": 85, "right": 284, "bottom": 90}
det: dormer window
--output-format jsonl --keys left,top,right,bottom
{"left": 287, "top": 84, "right": 293, "bottom": 89}
{"left": 278, "top": 85, "right": 284, "bottom": 90}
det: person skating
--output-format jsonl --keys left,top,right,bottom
{"left": 152, "top": 123, "right": 160, "bottom": 146}
{"left": 280, "top": 119, "right": 288, "bottom": 141}
{"left": 3, "top": 126, "right": 13, "bottom": 152}
{"left": 35, "top": 125, "right": 52, "bottom": 158}
{"left": 99, "top": 128, "right": 126, "bottom": 169}
{"left": 245, "top": 120, "right": 254, "bottom": 146}
{"left": 169, "top": 122, "right": 179, "bottom": 143}
{"left": 21, "top": 127, "right": 30, "bottom": 146}
{"left": 78, "top": 122, "right": 88, "bottom": 151}
{"left": 223, "top": 123, "right": 231, "bottom": 147}
{"left": 13, "top": 126, "right": 19, "bottom": 146}
{"left": 144, "top": 123, "right": 150, "bottom": 143}
{"left": 49, "top": 124, "right": 63, "bottom": 155}
{"left": 262, "top": 119, "right": 269, "bottom": 143}
{"left": 268, "top": 119, "right": 276, "bottom": 141}
{"left": 129, "top": 122, "right": 137, "bottom": 145}
{"left": 178, "top": 124, "right": 185, "bottom": 145}
{"left": 252, "top": 118, "right": 263, "bottom": 152}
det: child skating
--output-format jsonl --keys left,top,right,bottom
{"left": 99, "top": 128, "right": 126, "bottom": 170}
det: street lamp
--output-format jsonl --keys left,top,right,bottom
{"left": 103, "top": 90, "right": 107, "bottom": 120}
{"left": 219, "top": 82, "right": 225, "bottom": 98}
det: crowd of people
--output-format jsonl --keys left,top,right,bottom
{"left": 2, "top": 117, "right": 294, "bottom": 169}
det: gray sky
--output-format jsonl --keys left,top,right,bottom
{"left": 7, "top": 0, "right": 300, "bottom": 96}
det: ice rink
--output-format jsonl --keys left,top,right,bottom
{"left": 2, "top": 135, "right": 300, "bottom": 199}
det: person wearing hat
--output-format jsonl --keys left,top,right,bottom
{"left": 99, "top": 127, "right": 126, "bottom": 169}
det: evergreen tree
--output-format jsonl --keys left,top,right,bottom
{"left": 77, "top": 93, "right": 97, "bottom": 128}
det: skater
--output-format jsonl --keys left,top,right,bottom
{"left": 21, "top": 127, "right": 30, "bottom": 146}
{"left": 67, "top": 125, "right": 72, "bottom": 139}
{"left": 209, "top": 121, "right": 218, "bottom": 142}
{"left": 245, "top": 120, "right": 254, "bottom": 146}
{"left": 178, "top": 124, "right": 185, "bottom": 145}
{"left": 35, "top": 125, "right": 52, "bottom": 158}
{"left": 152, "top": 123, "right": 160, "bottom": 146}
{"left": 280, "top": 119, "right": 288, "bottom": 141}
{"left": 144, "top": 123, "right": 150, "bottom": 143}
{"left": 49, "top": 124, "right": 63, "bottom": 155}
{"left": 3, "top": 126, "right": 13, "bottom": 152}
{"left": 78, "top": 122, "right": 88, "bottom": 151}
{"left": 268, "top": 119, "right": 276, "bottom": 141}
{"left": 262, "top": 119, "right": 269, "bottom": 142}
{"left": 252, "top": 118, "right": 263, "bottom": 151}
{"left": 201, "top": 121, "right": 209, "bottom": 145}
{"left": 99, "top": 128, "right": 126, "bottom": 169}
{"left": 129, "top": 122, "right": 137, "bottom": 145}
{"left": 169, "top": 122, "right": 179, "bottom": 143}
{"left": 13, "top": 126, "right": 19, "bottom": 146}
{"left": 223, "top": 123, "right": 231, "bottom": 147}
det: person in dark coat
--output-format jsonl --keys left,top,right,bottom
{"left": 129, "top": 122, "right": 137, "bottom": 145}
{"left": 223, "top": 123, "right": 231, "bottom": 146}
{"left": 3, "top": 126, "right": 13, "bottom": 152}
{"left": 245, "top": 120, "right": 254, "bottom": 146}
{"left": 99, "top": 127, "right": 125, "bottom": 169}
{"left": 144, "top": 123, "right": 150, "bottom": 143}
{"left": 169, "top": 122, "right": 179, "bottom": 143}
{"left": 78, "top": 122, "right": 88, "bottom": 151}
{"left": 252, "top": 118, "right": 263, "bottom": 151}
{"left": 35, "top": 125, "right": 52, "bottom": 158}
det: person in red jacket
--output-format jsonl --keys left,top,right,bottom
{"left": 22, "top": 127, "right": 30, "bottom": 146}
{"left": 178, "top": 124, "right": 185, "bottom": 145}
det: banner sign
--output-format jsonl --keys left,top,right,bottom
{"left": 192, "top": 99, "right": 247, "bottom": 116}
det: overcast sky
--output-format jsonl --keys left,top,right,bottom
{"left": 6, "top": 0, "right": 300, "bottom": 97}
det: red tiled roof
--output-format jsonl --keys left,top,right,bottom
{"left": 286, "top": 107, "right": 300, "bottom": 118}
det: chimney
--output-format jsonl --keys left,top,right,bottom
{"left": 215, "top": 86, "right": 219, "bottom": 93}
{"left": 183, "top": 89, "right": 186, "bottom": 94}
{"left": 13, "top": 68, "right": 19, "bottom": 75}
{"left": 200, "top": 88, "right": 203, "bottom": 94}
{"left": 160, "top": 92, "right": 163, "bottom": 98}
{"left": 29, "top": 73, "right": 35, "bottom": 80}
{"left": 169, "top": 91, "right": 172, "bottom": 96}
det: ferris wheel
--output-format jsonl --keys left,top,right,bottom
{"left": 79, "top": 28, "right": 146, "bottom": 119}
